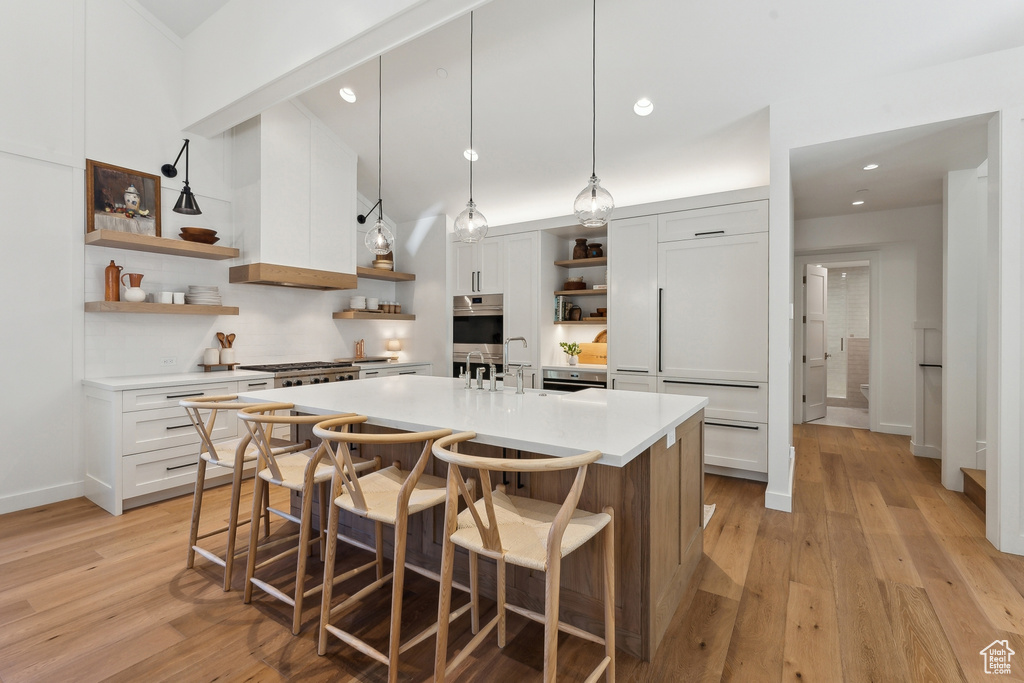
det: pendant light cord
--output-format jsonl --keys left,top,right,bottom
{"left": 378, "top": 55, "right": 383, "bottom": 220}
{"left": 591, "top": 0, "right": 596, "bottom": 178}
{"left": 469, "top": 11, "right": 475, "bottom": 203}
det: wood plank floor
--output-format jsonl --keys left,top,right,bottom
{"left": 0, "top": 424, "right": 1019, "bottom": 682}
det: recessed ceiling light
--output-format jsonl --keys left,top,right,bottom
{"left": 852, "top": 200, "right": 865, "bottom": 206}
{"left": 436, "top": 68, "right": 448, "bottom": 79}
{"left": 464, "top": 148, "right": 478, "bottom": 161}
{"left": 338, "top": 87, "right": 356, "bottom": 103}
{"left": 863, "top": 163, "right": 879, "bottom": 170}
{"left": 633, "top": 98, "right": 653, "bottom": 116}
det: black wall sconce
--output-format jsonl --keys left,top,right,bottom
{"left": 162, "top": 139, "right": 201, "bottom": 215}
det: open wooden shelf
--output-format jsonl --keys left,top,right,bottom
{"left": 356, "top": 266, "right": 415, "bottom": 282}
{"left": 85, "top": 230, "right": 239, "bottom": 260}
{"left": 554, "top": 318, "right": 607, "bottom": 325}
{"left": 554, "top": 257, "right": 607, "bottom": 269}
{"left": 85, "top": 301, "right": 239, "bottom": 315}
{"left": 555, "top": 288, "right": 607, "bottom": 296}
{"left": 333, "top": 310, "right": 415, "bottom": 321}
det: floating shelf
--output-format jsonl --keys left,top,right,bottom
{"left": 85, "top": 301, "right": 239, "bottom": 315}
{"left": 554, "top": 289, "right": 607, "bottom": 296}
{"left": 554, "top": 257, "right": 607, "bottom": 269}
{"left": 554, "top": 318, "right": 607, "bottom": 325}
{"left": 356, "top": 266, "right": 415, "bottom": 282}
{"left": 85, "top": 230, "right": 239, "bottom": 260}
{"left": 333, "top": 310, "right": 415, "bottom": 321}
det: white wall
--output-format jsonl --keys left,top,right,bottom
{"left": 397, "top": 214, "right": 450, "bottom": 374}
{"left": 794, "top": 205, "right": 942, "bottom": 435}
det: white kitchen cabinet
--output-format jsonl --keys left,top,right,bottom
{"left": 658, "top": 232, "right": 768, "bottom": 382}
{"left": 610, "top": 373, "right": 657, "bottom": 392}
{"left": 452, "top": 237, "right": 504, "bottom": 295}
{"left": 657, "top": 378, "right": 767, "bottom": 423}
{"left": 702, "top": 418, "right": 768, "bottom": 472}
{"left": 658, "top": 200, "right": 768, "bottom": 242}
{"left": 83, "top": 374, "right": 274, "bottom": 515}
{"left": 359, "top": 363, "right": 432, "bottom": 379}
{"left": 607, "top": 215, "right": 658, "bottom": 375}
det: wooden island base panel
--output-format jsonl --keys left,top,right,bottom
{"left": 297, "top": 411, "right": 705, "bottom": 660}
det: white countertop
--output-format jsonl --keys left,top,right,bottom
{"left": 83, "top": 369, "right": 274, "bottom": 391}
{"left": 237, "top": 375, "right": 706, "bottom": 467}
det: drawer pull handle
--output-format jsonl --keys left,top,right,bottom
{"left": 706, "top": 421, "right": 760, "bottom": 431}
{"left": 694, "top": 230, "right": 726, "bottom": 237}
{"left": 166, "top": 462, "right": 196, "bottom": 472}
{"left": 399, "top": 371, "right": 417, "bottom": 375}
{"left": 365, "top": 371, "right": 379, "bottom": 376}
{"left": 247, "top": 382, "right": 268, "bottom": 387}
{"left": 614, "top": 369, "right": 649, "bottom": 374}
{"left": 663, "top": 380, "right": 759, "bottom": 390}
{"left": 165, "top": 424, "right": 194, "bottom": 431}
{"left": 166, "top": 391, "right": 204, "bottom": 399}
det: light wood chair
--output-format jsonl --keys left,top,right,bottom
{"left": 431, "top": 432, "right": 615, "bottom": 683}
{"left": 312, "top": 419, "right": 472, "bottom": 683}
{"left": 180, "top": 395, "right": 308, "bottom": 591}
{"left": 239, "top": 405, "right": 376, "bottom": 635}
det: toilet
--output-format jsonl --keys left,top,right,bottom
{"left": 860, "top": 384, "right": 870, "bottom": 403}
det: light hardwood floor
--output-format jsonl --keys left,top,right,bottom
{"left": 0, "top": 424, "right": 1018, "bottom": 682}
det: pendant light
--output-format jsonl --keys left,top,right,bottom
{"left": 454, "top": 11, "right": 488, "bottom": 243}
{"left": 573, "top": 0, "right": 614, "bottom": 228}
{"left": 162, "top": 139, "right": 202, "bottom": 215}
{"left": 360, "top": 55, "right": 395, "bottom": 255}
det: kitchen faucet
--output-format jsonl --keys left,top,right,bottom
{"left": 464, "top": 350, "right": 485, "bottom": 389}
{"left": 503, "top": 337, "right": 528, "bottom": 394}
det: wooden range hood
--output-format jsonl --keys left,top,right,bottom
{"left": 229, "top": 263, "right": 357, "bottom": 291}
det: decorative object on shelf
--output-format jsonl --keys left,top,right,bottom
{"left": 173, "top": 292, "right": 185, "bottom": 304}
{"left": 86, "top": 159, "right": 161, "bottom": 235}
{"left": 358, "top": 56, "right": 396, "bottom": 256}
{"left": 587, "top": 242, "right": 604, "bottom": 258}
{"left": 594, "top": 329, "right": 607, "bottom": 343}
{"left": 554, "top": 295, "right": 570, "bottom": 321}
{"left": 573, "top": 0, "right": 614, "bottom": 228}
{"left": 454, "top": 12, "right": 488, "bottom": 243}
{"left": 572, "top": 238, "right": 589, "bottom": 260}
{"left": 387, "top": 339, "right": 402, "bottom": 360}
{"left": 203, "top": 347, "right": 220, "bottom": 365}
{"left": 596, "top": 307, "right": 607, "bottom": 317}
{"left": 355, "top": 339, "right": 365, "bottom": 359}
{"left": 563, "top": 276, "right": 586, "bottom": 290}
{"left": 161, "top": 139, "right": 202, "bottom": 215}
{"left": 179, "top": 227, "right": 219, "bottom": 244}
{"left": 104, "top": 260, "right": 123, "bottom": 301}
{"left": 185, "top": 285, "right": 222, "bottom": 305}
{"left": 559, "top": 341, "right": 581, "bottom": 365}
{"left": 220, "top": 348, "right": 236, "bottom": 364}
{"left": 568, "top": 305, "right": 583, "bottom": 321}
{"left": 120, "top": 272, "right": 146, "bottom": 302}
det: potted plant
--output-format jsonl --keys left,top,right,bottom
{"left": 559, "top": 341, "right": 581, "bottom": 366}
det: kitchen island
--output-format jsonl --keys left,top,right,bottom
{"left": 239, "top": 375, "right": 707, "bottom": 660}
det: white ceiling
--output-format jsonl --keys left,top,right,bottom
{"left": 136, "top": 0, "right": 229, "bottom": 39}
{"left": 142, "top": 0, "right": 1024, "bottom": 226}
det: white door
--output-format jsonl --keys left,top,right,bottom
{"left": 452, "top": 241, "right": 478, "bottom": 295}
{"left": 477, "top": 238, "right": 504, "bottom": 294}
{"left": 803, "top": 264, "right": 828, "bottom": 422}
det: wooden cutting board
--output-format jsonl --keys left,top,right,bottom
{"left": 578, "top": 342, "right": 607, "bottom": 365}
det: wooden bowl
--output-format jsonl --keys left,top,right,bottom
{"left": 180, "top": 231, "right": 220, "bottom": 244}
{"left": 180, "top": 227, "right": 217, "bottom": 237}
{"left": 562, "top": 281, "right": 586, "bottom": 290}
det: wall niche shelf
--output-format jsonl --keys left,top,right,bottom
{"left": 554, "top": 257, "right": 607, "bottom": 269}
{"left": 554, "top": 289, "right": 607, "bottom": 297}
{"left": 333, "top": 310, "right": 416, "bottom": 321}
{"left": 554, "top": 318, "right": 607, "bottom": 325}
{"left": 85, "top": 230, "right": 240, "bottom": 260}
{"left": 356, "top": 266, "right": 416, "bottom": 282}
{"left": 85, "top": 302, "right": 239, "bottom": 315}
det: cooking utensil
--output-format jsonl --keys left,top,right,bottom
{"left": 217, "top": 332, "right": 226, "bottom": 348}
{"left": 226, "top": 333, "right": 235, "bottom": 348}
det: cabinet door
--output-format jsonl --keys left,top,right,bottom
{"left": 658, "top": 200, "right": 767, "bottom": 242}
{"left": 503, "top": 232, "right": 537, "bottom": 368}
{"left": 452, "top": 241, "right": 478, "bottom": 295}
{"left": 607, "top": 215, "right": 658, "bottom": 373}
{"left": 658, "top": 232, "right": 768, "bottom": 382}
{"left": 477, "top": 237, "right": 505, "bottom": 294}
{"left": 610, "top": 373, "right": 657, "bottom": 392}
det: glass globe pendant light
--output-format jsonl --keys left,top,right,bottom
{"left": 574, "top": 0, "right": 614, "bottom": 228}
{"left": 362, "top": 55, "right": 395, "bottom": 256}
{"left": 454, "top": 12, "right": 488, "bottom": 243}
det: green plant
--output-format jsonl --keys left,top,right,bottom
{"left": 559, "top": 341, "right": 581, "bottom": 357}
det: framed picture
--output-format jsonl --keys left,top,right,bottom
{"left": 86, "top": 159, "right": 161, "bottom": 236}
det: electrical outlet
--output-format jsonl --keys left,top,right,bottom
{"left": 161, "top": 357, "right": 176, "bottom": 366}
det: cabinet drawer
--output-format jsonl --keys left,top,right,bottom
{"left": 122, "top": 406, "right": 237, "bottom": 455}
{"left": 658, "top": 200, "right": 767, "bottom": 242}
{"left": 704, "top": 419, "right": 767, "bottom": 472}
{"left": 122, "top": 443, "right": 254, "bottom": 499}
{"left": 122, "top": 381, "right": 238, "bottom": 412}
{"left": 659, "top": 378, "right": 766, "bottom": 422}
{"left": 610, "top": 373, "right": 657, "bottom": 392}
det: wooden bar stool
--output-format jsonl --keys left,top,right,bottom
{"left": 313, "top": 419, "right": 472, "bottom": 683}
{"left": 180, "top": 396, "right": 306, "bottom": 591}
{"left": 239, "top": 405, "right": 376, "bottom": 635}
{"left": 431, "top": 432, "right": 615, "bottom": 683}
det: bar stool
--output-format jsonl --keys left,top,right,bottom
{"left": 239, "top": 405, "right": 376, "bottom": 635}
{"left": 431, "top": 432, "right": 615, "bottom": 683}
{"left": 313, "top": 419, "right": 471, "bottom": 683}
{"left": 180, "top": 396, "right": 307, "bottom": 591}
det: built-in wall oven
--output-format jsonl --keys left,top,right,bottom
{"left": 453, "top": 294, "right": 503, "bottom": 377}
{"left": 542, "top": 368, "right": 607, "bottom": 392}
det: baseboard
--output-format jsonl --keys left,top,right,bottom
{"left": 879, "top": 422, "right": 912, "bottom": 436}
{"left": 763, "top": 447, "right": 795, "bottom": 513}
{"left": 910, "top": 440, "right": 941, "bottom": 459}
{"left": 0, "top": 481, "right": 85, "bottom": 515}
{"left": 705, "top": 463, "right": 768, "bottom": 482}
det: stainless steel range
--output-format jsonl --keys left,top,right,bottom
{"left": 238, "top": 361, "right": 359, "bottom": 388}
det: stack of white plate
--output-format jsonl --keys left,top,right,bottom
{"left": 349, "top": 296, "right": 366, "bottom": 310}
{"left": 185, "top": 285, "right": 222, "bottom": 306}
